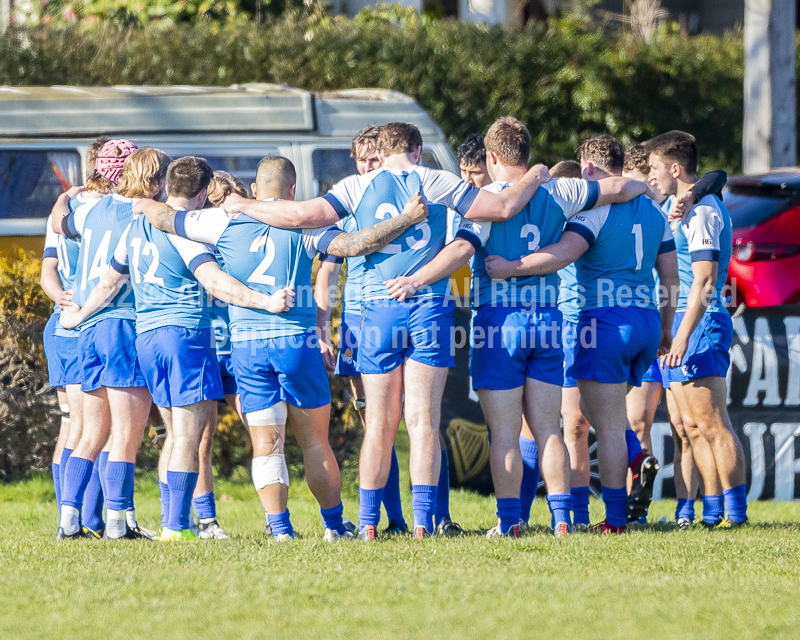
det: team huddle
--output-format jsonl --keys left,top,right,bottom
{"left": 41, "top": 117, "right": 748, "bottom": 542}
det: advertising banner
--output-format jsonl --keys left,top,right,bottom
{"left": 441, "top": 306, "right": 800, "bottom": 500}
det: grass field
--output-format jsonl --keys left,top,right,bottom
{"left": 2, "top": 430, "right": 800, "bottom": 639}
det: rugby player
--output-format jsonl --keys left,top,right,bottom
{"left": 51, "top": 141, "right": 165, "bottom": 540}
{"left": 215, "top": 122, "right": 551, "bottom": 541}
{"left": 186, "top": 170, "right": 251, "bottom": 540}
{"left": 41, "top": 138, "right": 110, "bottom": 530}
{"left": 136, "top": 155, "right": 428, "bottom": 541}
{"left": 458, "top": 133, "right": 492, "bottom": 188}
{"left": 485, "top": 134, "right": 679, "bottom": 533}
{"left": 314, "top": 126, "right": 411, "bottom": 534}
{"left": 384, "top": 120, "right": 651, "bottom": 537}
{"left": 624, "top": 144, "right": 727, "bottom": 526}
{"left": 650, "top": 131, "right": 747, "bottom": 527}
{"left": 60, "top": 156, "right": 289, "bottom": 540}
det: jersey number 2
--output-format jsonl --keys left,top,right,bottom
{"left": 247, "top": 235, "right": 277, "bottom": 286}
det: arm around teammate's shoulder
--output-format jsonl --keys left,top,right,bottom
{"left": 193, "top": 261, "right": 295, "bottom": 314}
{"left": 324, "top": 193, "right": 428, "bottom": 257}
{"left": 222, "top": 193, "right": 340, "bottom": 229}
{"left": 593, "top": 177, "right": 648, "bottom": 207}
{"left": 464, "top": 164, "right": 551, "bottom": 222}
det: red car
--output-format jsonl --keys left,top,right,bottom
{"left": 726, "top": 170, "right": 800, "bottom": 308}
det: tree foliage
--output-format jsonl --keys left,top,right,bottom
{"left": 1, "top": 8, "right": 757, "bottom": 172}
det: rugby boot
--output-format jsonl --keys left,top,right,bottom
{"left": 485, "top": 523, "right": 521, "bottom": 539}
{"left": 383, "top": 519, "right": 410, "bottom": 535}
{"left": 588, "top": 520, "right": 627, "bottom": 535}
{"left": 626, "top": 453, "right": 660, "bottom": 523}
{"left": 358, "top": 525, "right": 378, "bottom": 542}
{"left": 435, "top": 518, "right": 465, "bottom": 536}
{"left": 197, "top": 520, "right": 230, "bottom": 540}
{"left": 160, "top": 528, "right": 198, "bottom": 541}
{"left": 414, "top": 525, "right": 432, "bottom": 540}
{"left": 56, "top": 527, "right": 91, "bottom": 541}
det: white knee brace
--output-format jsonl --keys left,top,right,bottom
{"left": 252, "top": 455, "right": 290, "bottom": 490}
{"left": 60, "top": 404, "right": 70, "bottom": 424}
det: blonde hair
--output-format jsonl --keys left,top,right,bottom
{"left": 85, "top": 173, "right": 115, "bottom": 195}
{"left": 207, "top": 171, "right": 250, "bottom": 208}
{"left": 116, "top": 147, "right": 171, "bottom": 199}
{"left": 484, "top": 117, "right": 530, "bottom": 167}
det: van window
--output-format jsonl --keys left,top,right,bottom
{"left": 201, "top": 155, "right": 276, "bottom": 190}
{"left": 0, "top": 150, "right": 81, "bottom": 219}
{"left": 311, "top": 148, "right": 443, "bottom": 196}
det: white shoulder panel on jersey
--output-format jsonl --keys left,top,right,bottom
{"left": 69, "top": 195, "right": 106, "bottom": 237}
{"left": 179, "top": 207, "right": 234, "bottom": 245}
{"left": 683, "top": 200, "right": 722, "bottom": 254}
{"left": 413, "top": 166, "right": 477, "bottom": 214}
{"left": 568, "top": 204, "right": 611, "bottom": 242}
{"left": 44, "top": 213, "right": 59, "bottom": 251}
{"left": 167, "top": 234, "right": 216, "bottom": 270}
{"left": 326, "top": 168, "right": 387, "bottom": 215}
{"left": 542, "top": 178, "right": 591, "bottom": 219}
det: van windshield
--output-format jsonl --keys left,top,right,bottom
{"left": 0, "top": 150, "right": 82, "bottom": 219}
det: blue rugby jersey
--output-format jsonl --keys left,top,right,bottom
{"left": 673, "top": 195, "right": 732, "bottom": 313}
{"left": 173, "top": 206, "right": 342, "bottom": 341}
{"left": 464, "top": 178, "right": 599, "bottom": 308}
{"left": 67, "top": 194, "right": 137, "bottom": 330}
{"left": 557, "top": 264, "right": 580, "bottom": 324}
{"left": 111, "top": 211, "right": 217, "bottom": 335}
{"left": 321, "top": 214, "right": 366, "bottom": 316}
{"left": 564, "top": 195, "right": 675, "bottom": 311}
{"left": 323, "top": 165, "right": 479, "bottom": 301}
{"left": 207, "top": 253, "right": 232, "bottom": 355}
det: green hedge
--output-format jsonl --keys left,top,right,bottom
{"left": 0, "top": 8, "right": 770, "bottom": 173}
{"left": 0, "top": 249, "right": 362, "bottom": 482}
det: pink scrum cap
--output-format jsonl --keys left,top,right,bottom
{"left": 95, "top": 139, "right": 138, "bottom": 184}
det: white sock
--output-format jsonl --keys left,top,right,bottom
{"left": 106, "top": 509, "right": 127, "bottom": 538}
{"left": 199, "top": 517, "right": 215, "bottom": 525}
{"left": 60, "top": 505, "right": 80, "bottom": 535}
{"left": 126, "top": 509, "right": 137, "bottom": 529}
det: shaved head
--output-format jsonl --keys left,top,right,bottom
{"left": 254, "top": 155, "right": 296, "bottom": 201}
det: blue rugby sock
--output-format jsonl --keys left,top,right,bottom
{"left": 104, "top": 461, "right": 128, "bottom": 511}
{"left": 122, "top": 461, "right": 136, "bottom": 511}
{"left": 625, "top": 428, "right": 643, "bottom": 467}
{"left": 52, "top": 463, "right": 61, "bottom": 512}
{"left": 358, "top": 487, "right": 383, "bottom": 531}
{"left": 193, "top": 492, "right": 217, "bottom": 521}
{"left": 61, "top": 456, "right": 94, "bottom": 511}
{"left": 435, "top": 448, "right": 451, "bottom": 526}
{"left": 547, "top": 493, "right": 573, "bottom": 528}
{"left": 496, "top": 497, "right": 521, "bottom": 534}
{"left": 571, "top": 486, "right": 591, "bottom": 527}
{"left": 411, "top": 484, "right": 437, "bottom": 534}
{"left": 59, "top": 447, "right": 73, "bottom": 501}
{"left": 82, "top": 462, "right": 105, "bottom": 532}
{"left": 159, "top": 481, "right": 170, "bottom": 528}
{"left": 702, "top": 494, "right": 724, "bottom": 525}
{"left": 675, "top": 498, "right": 695, "bottom": 522}
{"left": 320, "top": 502, "right": 346, "bottom": 535}
{"left": 166, "top": 471, "right": 198, "bottom": 531}
{"left": 723, "top": 484, "right": 748, "bottom": 523}
{"left": 519, "top": 436, "right": 540, "bottom": 523}
{"left": 382, "top": 447, "right": 406, "bottom": 526}
{"left": 267, "top": 510, "right": 293, "bottom": 537}
{"left": 96, "top": 451, "right": 109, "bottom": 504}
{"left": 601, "top": 486, "right": 627, "bottom": 528}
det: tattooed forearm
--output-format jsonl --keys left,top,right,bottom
{"left": 153, "top": 205, "right": 177, "bottom": 234}
{"left": 327, "top": 212, "right": 416, "bottom": 257}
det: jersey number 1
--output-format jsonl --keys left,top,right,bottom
{"left": 632, "top": 224, "right": 643, "bottom": 270}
